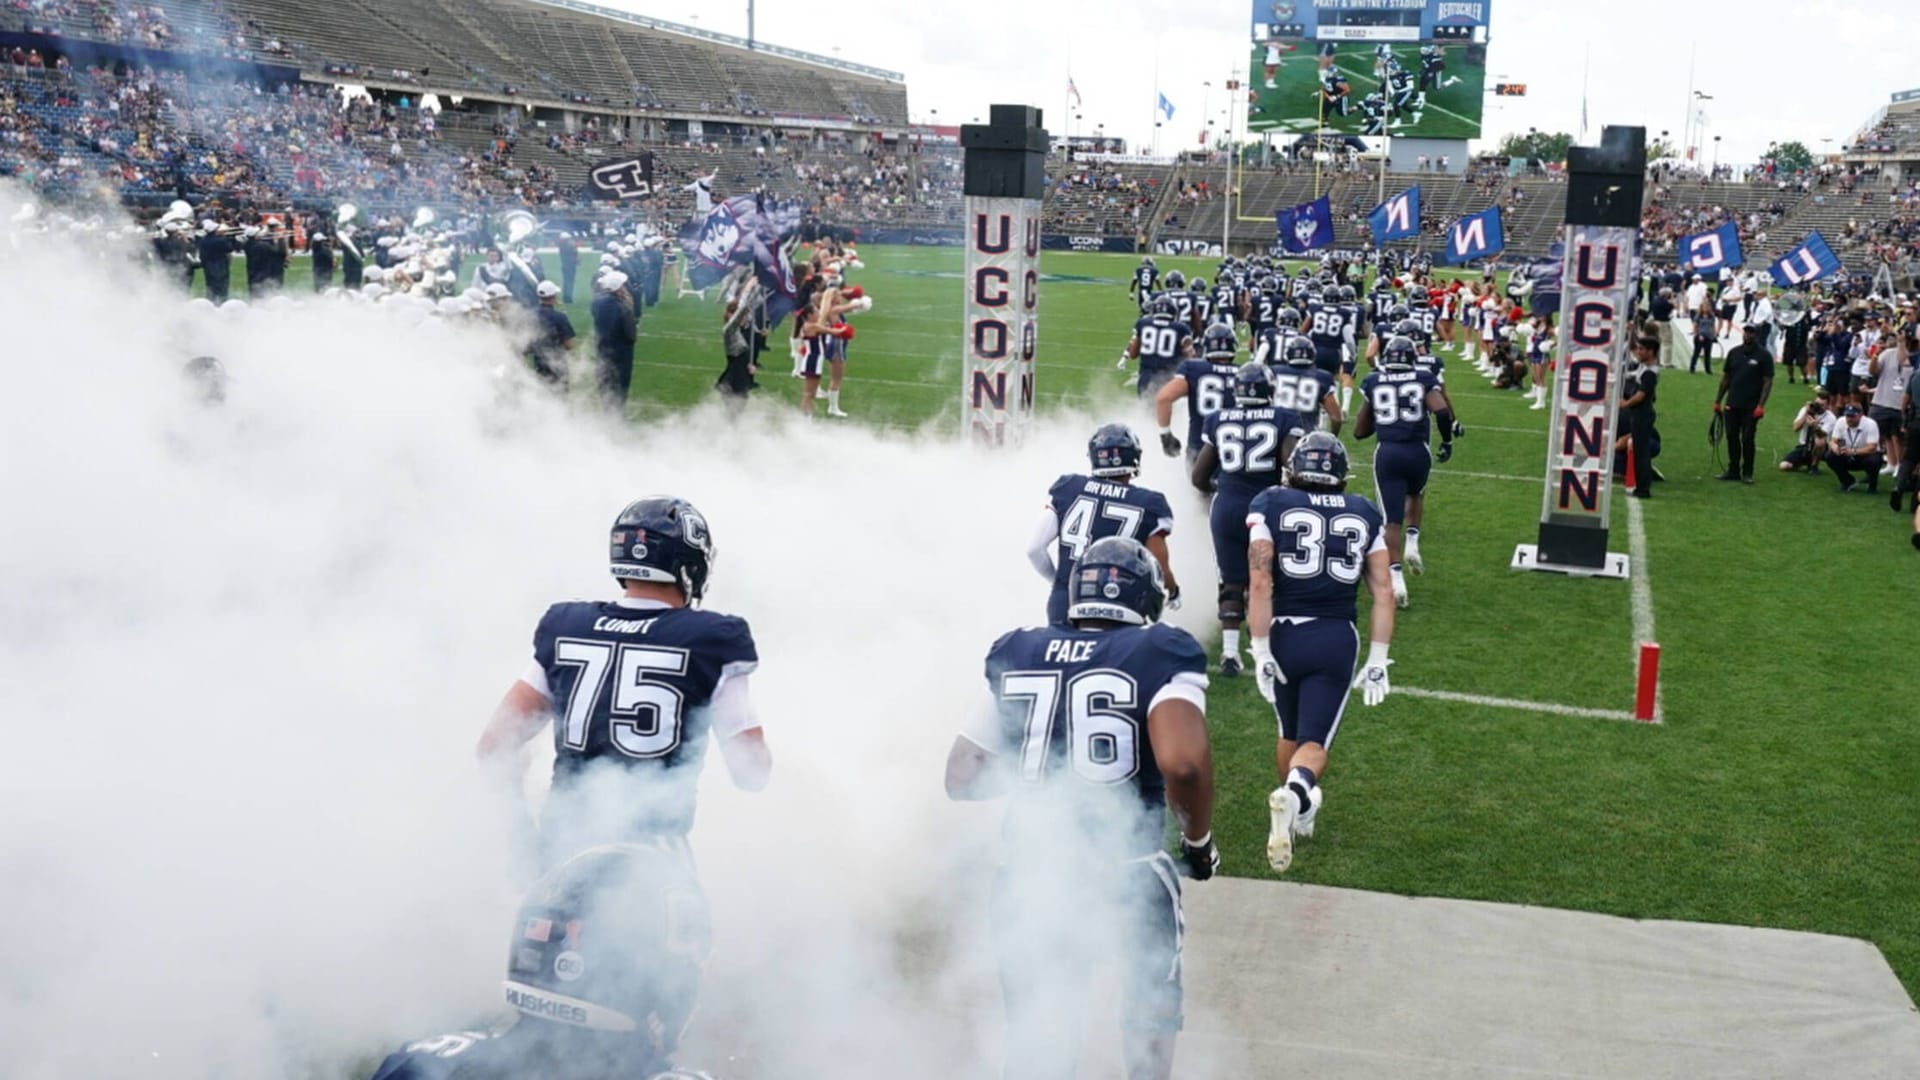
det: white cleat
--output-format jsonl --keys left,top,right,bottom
{"left": 815, "top": 387, "right": 829, "bottom": 400}
{"left": 1293, "top": 784, "right": 1323, "bottom": 838}
{"left": 827, "top": 407, "right": 850, "bottom": 419}
{"left": 1405, "top": 544, "right": 1424, "bottom": 575}
{"left": 1391, "top": 569, "right": 1409, "bottom": 608}
{"left": 1267, "top": 787, "right": 1297, "bottom": 873}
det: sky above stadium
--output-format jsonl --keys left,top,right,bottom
{"left": 605, "top": 0, "right": 1913, "bottom": 164}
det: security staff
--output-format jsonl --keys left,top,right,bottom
{"left": 1714, "top": 320, "right": 1775, "bottom": 484}
{"left": 528, "top": 280, "right": 575, "bottom": 387}
{"left": 590, "top": 270, "right": 637, "bottom": 412}
{"left": 1621, "top": 336, "right": 1660, "bottom": 498}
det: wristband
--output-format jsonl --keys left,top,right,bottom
{"left": 1250, "top": 638, "right": 1275, "bottom": 663}
{"left": 1367, "top": 641, "right": 1391, "bottom": 668}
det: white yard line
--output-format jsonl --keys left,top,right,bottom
{"left": 1625, "top": 493, "right": 1664, "bottom": 723}
{"left": 1353, "top": 462, "right": 1537, "bottom": 484}
{"left": 1396, "top": 686, "right": 1639, "bottom": 723}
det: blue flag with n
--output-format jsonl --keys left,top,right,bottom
{"left": 1680, "top": 221, "right": 1743, "bottom": 273}
{"left": 1277, "top": 195, "right": 1334, "bottom": 253}
{"left": 1367, "top": 185, "right": 1421, "bottom": 245}
{"left": 1443, "top": 205, "right": 1504, "bottom": 265}
{"left": 1768, "top": 230, "right": 1842, "bottom": 288}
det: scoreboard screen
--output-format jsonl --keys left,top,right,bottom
{"left": 1255, "top": 0, "right": 1492, "bottom": 43}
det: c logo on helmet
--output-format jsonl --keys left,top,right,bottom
{"left": 553, "top": 950, "right": 586, "bottom": 982}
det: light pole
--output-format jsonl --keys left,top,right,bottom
{"left": 1712, "top": 134, "right": 1722, "bottom": 173}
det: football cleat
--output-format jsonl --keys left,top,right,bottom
{"left": 1220, "top": 655, "right": 1244, "bottom": 678}
{"left": 1405, "top": 541, "right": 1424, "bottom": 575}
{"left": 1266, "top": 787, "right": 1297, "bottom": 873}
{"left": 1293, "top": 783, "right": 1323, "bottom": 838}
{"left": 1391, "top": 566, "right": 1409, "bottom": 608}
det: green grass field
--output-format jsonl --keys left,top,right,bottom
{"left": 258, "top": 246, "right": 1920, "bottom": 999}
{"left": 1246, "top": 41, "right": 1487, "bottom": 139}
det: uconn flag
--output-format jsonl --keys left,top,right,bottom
{"left": 1276, "top": 195, "right": 1334, "bottom": 253}
{"left": 1443, "top": 206, "right": 1504, "bottom": 265}
{"left": 1768, "top": 230, "right": 1842, "bottom": 287}
{"left": 1679, "top": 220, "right": 1743, "bottom": 273}
{"left": 1367, "top": 185, "right": 1421, "bottom": 245}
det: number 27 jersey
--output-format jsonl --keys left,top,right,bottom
{"left": 1248, "top": 487, "right": 1385, "bottom": 622}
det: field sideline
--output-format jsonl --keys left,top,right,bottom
{"left": 251, "top": 246, "right": 1920, "bottom": 999}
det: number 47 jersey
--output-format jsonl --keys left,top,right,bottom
{"left": 1044, "top": 475, "right": 1174, "bottom": 625}
{"left": 529, "top": 599, "right": 758, "bottom": 835}
{"left": 971, "top": 622, "right": 1209, "bottom": 861}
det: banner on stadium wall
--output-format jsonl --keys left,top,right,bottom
{"left": 1042, "top": 234, "right": 1135, "bottom": 253}
{"left": 1892, "top": 88, "right": 1920, "bottom": 104}
{"left": 1157, "top": 239, "right": 1224, "bottom": 257}
{"left": 965, "top": 197, "right": 1039, "bottom": 445}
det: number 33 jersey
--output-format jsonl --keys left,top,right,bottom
{"left": 1247, "top": 488, "right": 1386, "bottom": 622}
{"left": 969, "top": 623, "right": 1208, "bottom": 861}
{"left": 527, "top": 599, "right": 757, "bottom": 834}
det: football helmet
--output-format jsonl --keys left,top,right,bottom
{"left": 1164, "top": 270, "right": 1186, "bottom": 290}
{"left": 610, "top": 497, "right": 715, "bottom": 602}
{"left": 1148, "top": 294, "right": 1176, "bottom": 318}
{"left": 1408, "top": 289, "right": 1430, "bottom": 309}
{"left": 1275, "top": 305, "right": 1302, "bottom": 328}
{"left": 1282, "top": 334, "right": 1318, "bottom": 367}
{"left": 1088, "top": 423, "right": 1143, "bottom": 478}
{"left": 1337, "top": 284, "right": 1357, "bottom": 303}
{"left": 1066, "top": 537, "right": 1166, "bottom": 627}
{"left": 1234, "top": 362, "right": 1275, "bottom": 404}
{"left": 1289, "top": 432, "right": 1350, "bottom": 490}
{"left": 1201, "top": 323, "right": 1238, "bottom": 360}
{"left": 1394, "top": 317, "right": 1425, "bottom": 341}
{"left": 1190, "top": 277, "right": 1208, "bottom": 293}
{"left": 1381, "top": 335, "right": 1419, "bottom": 370}
{"left": 1388, "top": 302, "right": 1411, "bottom": 323}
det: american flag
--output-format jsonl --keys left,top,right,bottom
{"left": 523, "top": 918, "right": 553, "bottom": 942}
{"left": 1067, "top": 77, "right": 1082, "bottom": 108}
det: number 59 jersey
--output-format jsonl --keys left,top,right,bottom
{"left": 529, "top": 600, "right": 758, "bottom": 834}
{"left": 1247, "top": 487, "right": 1386, "bottom": 622}
{"left": 972, "top": 623, "right": 1208, "bottom": 861}
{"left": 1045, "top": 475, "right": 1174, "bottom": 625}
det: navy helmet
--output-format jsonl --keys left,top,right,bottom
{"left": 1164, "top": 269, "right": 1186, "bottom": 290}
{"left": 1066, "top": 537, "right": 1166, "bottom": 627}
{"left": 1388, "top": 302, "right": 1411, "bottom": 323}
{"left": 1234, "top": 362, "right": 1275, "bottom": 404}
{"left": 1381, "top": 335, "right": 1419, "bottom": 370}
{"left": 1282, "top": 334, "right": 1318, "bottom": 367}
{"left": 1201, "top": 323, "right": 1238, "bottom": 360}
{"left": 1408, "top": 289, "right": 1430, "bottom": 308}
{"left": 504, "top": 843, "right": 710, "bottom": 1052}
{"left": 610, "top": 497, "right": 715, "bottom": 603}
{"left": 1288, "top": 432, "right": 1350, "bottom": 490}
{"left": 1275, "top": 305, "right": 1302, "bottom": 329}
{"left": 1191, "top": 277, "right": 1209, "bottom": 293}
{"left": 1148, "top": 294, "right": 1177, "bottom": 318}
{"left": 1088, "top": 423, "right": 1143, "bottom": 478}
{"left": 1337, "top": 284, "right": 1357, "bottom": 303}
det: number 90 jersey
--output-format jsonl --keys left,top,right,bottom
{"left": 974, "top": 623, "right": 1208, "bottom": 861}
{"left": 1248, "top": 488, "right": 1386, "bottom": 622}
{"left": 530, "top": 601, "right": 758, "bottom": 835}
{"left": 1046, "top": 475, "right": 1174, "bottom": 624}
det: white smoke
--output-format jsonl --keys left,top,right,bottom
{"left": 0, "top": 184, "right": 1233, "bottom": 1080}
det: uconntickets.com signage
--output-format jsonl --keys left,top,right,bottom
{"left": 965, "top": 197, "right": 1039, "bottom": 444}
{"left": 1533, "top": 222, "right": 1634, "bottom": 568}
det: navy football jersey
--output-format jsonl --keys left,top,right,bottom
{"left": 1173, "top": 358, "right": 1239, "bottom": 450}
{"left": 1203, "top": 404, "right": 1306, "bottom": 499}
{"left": 1270, "top": 364, "right": 1334, "bottom": 418}
{"left": 975, "top": 622, "right": 1208, "bottom": 860}
{"left": 1133, "top": 314, "right": 1191, "bottom": 380}
{"left": 1361, "top": 367, "right": 1440, "bottom": 444}
{"left": 1132, "top": 264, "right": 1158, "bottom": 295}
{"left": 1166, "top": 289, "right": 1196, "bottom": 326}
{"left": 1250, "top": 288, "right": 1279, "bottom": 332}
{"left": 1369, "top": 286, "right": 1398, "bottom": 323}
{"left": 1047, "top": 474, "right": 1173, "bottom": 593}
{"left": 1212, "top": 283, "right": 1238, "bottom": 322}
{"left": 368, "top": 1020, "right": 669, "bottom": 1080}
{"left": 529, "top": 600, "right": 757, "bottom": 836}
{"left": 1305, "top": 301, "right": 1350, "bottom": 354}
{"left": 1189, "top": 289, "right": 1214, "bottom": 327}
{"left": 1248, "top": 487, "right": 1387, "bottom": 623}
{"left": 1413, "top": 349, "right": 1446, "bottom": 385}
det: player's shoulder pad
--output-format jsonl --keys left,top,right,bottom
{"left": 535, "top": 599, "right": 597, "bottom": 640}
{"left": 984, "top": 626, "right": 1041, "bottom": 679}
{"left": 1146, "top": 622, "right": 1208, "bottom": 675}
{"left": 1136, "top": 483, "right": 1174, "bottom": 520}
{"left": 690, "top": 609, "right": 758, "bottom": 664}
{"left": 1048, "top": 473, "right": 1084, "bottom": 503}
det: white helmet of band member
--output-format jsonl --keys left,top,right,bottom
{"left": 485, "top": 283, "right": 511, "bottom": 300}
{"left": 536, "top": 280, "right": 561, "bottom": 299}
{"left": 596, "top": 270, "right": 628, "bottom": 293}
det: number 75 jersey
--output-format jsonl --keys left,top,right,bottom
{"left": 1248, "top": 488, "right": 1385, "bottom": 622}
{"left": 973, "top": 623, "right": 1209, "bottom": 860}
{"left": 529, "top": 601, "right": 758, "bottom": 830}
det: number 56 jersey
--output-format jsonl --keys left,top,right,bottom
{"left": 529, "top": 600, "right": 757, "bottom": 835}
{"left": 970, "top": 623, "right": 1208, "bottom": 862}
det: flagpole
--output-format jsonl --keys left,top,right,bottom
{"left": 1151, "top": 42, "right": 1161, "bottom": 158}
{"left": 1579, "top": 43, "right": 1591, "bottom": 142}
{"left": 1681, "top": 42, "right": 1695, "bottom": 161}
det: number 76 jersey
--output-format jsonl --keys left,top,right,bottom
{"left": 1248, "top": 488, "right": 1385, "bottom": 622}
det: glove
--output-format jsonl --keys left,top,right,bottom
{"left": 1252, "top": 639, "right": 1282, "bottom": 705}
{"left": 1160, "top": 430, "right": 1182, "bottom": 456}
{"left": 1352, "top": 642, "right": 1393, "bottom": 707}
{"left": 1117, "top": 351, "right": 1131, "bottom": 370}
{"left": 1166, "top": 582, "right": 1182, "bottom": 611}
{"left": 1436, "top": 442, "right": 1453, "bottom": 463}
{"left": 1753, "top": 405, "right": 1765, "bottom": 419}
{"left": 1178, "top": 833, "right": 1219, "bottom": 881}
{"left": 1712, "top": 401, "right": 1723, "bottom": 413}
{"left": 1452, "top": 420, "right": 1466, "bottom": 438}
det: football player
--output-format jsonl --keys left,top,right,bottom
{"left": 1355, "top": 337, "right": 1449, "bottom": 607}
{"left": 946, "top": 536, "right": 1216, "bottom": 1080}
{"left": 1249, "top": 274, "right": 1281, "bottom": 336}
{"left": 1303, "top": 289, "right": 1354, "bottom": 410}
{"left": 1418, "top": 44, "right": 1461, "bottom": 94}
{"left": 1358, "top": 91, "right": 1389, "bottom": 137}
{"left": 1334, "top": 283, "right": 1367, "bottom": 413}
{"left": 1368, "top": 276, "right": 1398, "bottom": 325}
{"left": 1123, "top": 295, "right": 1195, "bottom": 396}
{"left": 1162, "top": 270, "right": 1193, "bottom": 326}
{"left": 1246, "top": 433, "right": 1396, "bottom": 874}
{"left": 1190, "top": 364, "right": 1307, "bottom": 678}
{"left": 1029, "top": 424, "right": 1179, "bottom": 626}
{"left": 1396, "top": 317, "right": 1464, "bottom": 468}
{"left": 1385, "top": 62, "right": 1421, "bottom": 127}
{"left": 1188, "top": 277, "right": 1214, "bottom": 333}
{"left": 477, "top": 498, "right": 771, "bottom": 865}
{"left": 1212, "top": 275, "right": 1242, "bottom": 333}
{"left": 1269, "top": 333, "right": 1342, "bottom": 433}
{"left": 1318, "top": 66, "right": 1352, "bottom": 119}
{"left": 1155, "top": 324, "right": 1241, "bottom": 462}
{"left": 367, "top": 843, "right": 715, "bottom": 1080}
{"left": 1130, "top": 256, "right": 1160, "bottom": 312}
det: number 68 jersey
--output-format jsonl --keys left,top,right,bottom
{"left": 970, "top": 623, "right": 1208, "bottom": 861}
{"left": 528, "top": 599, "right": 758, "bottom": 834}
{"left": 1247, "top": 488, "right": 1386, "bottom": 622}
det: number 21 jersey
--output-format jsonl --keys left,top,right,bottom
{"left": 1248, "top": 488, "right": 1385, "bottom": 622}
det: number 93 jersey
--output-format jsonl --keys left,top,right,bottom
{"left": 971, "top": 623, "right": 1209, "bottom": 861}
{"left": 1046, "top": 475, "right": 1174, "bottom": 625}
{"left": 529, "top": 600, "right": 758, "bottom": 835}
{"left": 1248, "top": 487, "right": 1386, "bottom": 622}
{"left": 1360, "top": 367, "right": 1440, "bottom": 443}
